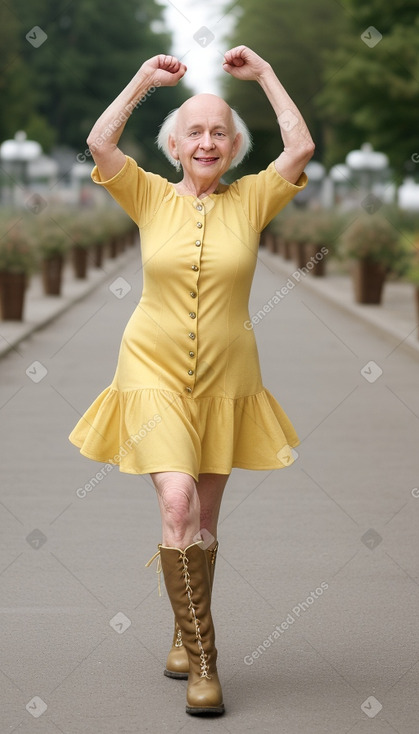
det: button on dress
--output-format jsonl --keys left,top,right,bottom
{"left": 68, "top": 156, "right": 308, "bottom": 481}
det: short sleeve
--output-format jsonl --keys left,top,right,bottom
{"left": 233, "top": 162, "right": 308, "bottom": 233}
{"left": 91, "top": 155, "right": 169, "bottom": 228}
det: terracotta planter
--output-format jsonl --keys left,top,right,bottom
{"left": 352, "top": 259, "right": 387, "bottom": 304}
{"left": 108, "top": 236, "right": 118, "bottom": 259}
{"left": 0, "top": 271, "right": 27, "bottom": 320}
{"left": 259, "top": 228, "right": 267, "bottom": 247}
{"left": 292, "top": 241, "right": 307, "bottom": 269}
{"left": 264, "top": 230, "right": 276, "bottom": 253}
{"left": 92, "top": 243, "right": 104, "bottom": 268}
{"left": 72, "top": 246, "right": 88, "bottom": 279}
{"left": 307, "top": 244, "right": 327, "bottom": 277}
{"left": 117, "top": 236, "right": 127, "bottom": 254}
{"left": 281, "top": 239, "right": 292, "bottom": 260}
{"left": 42, "top": 255, "right": 64, "bottom": 295}
{"left": 275, "top": 235, "right": 287, "bottom": 256}
{"left": 273, "top": 234, "right": 282, "bottom": 254}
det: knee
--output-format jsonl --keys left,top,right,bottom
{"left": 159, "top": 477, "right": 199, "bottom": 526}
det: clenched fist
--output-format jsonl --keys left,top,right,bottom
{"left": 222, "top": 46, "right": 271, "bottom": 82}
{"left": 140, "top": 54, "right": 187, "bottom": 88}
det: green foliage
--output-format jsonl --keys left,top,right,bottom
{"left": 1, "top": 1, "right": 190, "bottom": 173}
{"left": 0, "top": 204, "right": 135, "bottom": 272}
{"left": 0, "top": 217, "right": 37, "bottom": 274}
{"left": 222, "top": 0, "right": 347, "bottom": 174}
{"left": 63, "top": 206, "right": 133, "bottom": 250}
{"left": 0, "top": 4, "right": 42, "bottom": 144}
{"left": 406, "top": 261, "right": 419, "bottom": 286}
{"left": 397, "top": 229, "right": 419, "bottom": 285}
{"left": 339, "top": 213, "right": 410, "bottom": 274}
{"left": 65, "top": 210, "right": 100, "bottom": 250}
{"left": 304, "top": 210, "right": 347, "bottom": 253}
{"left": 273, "top": 208, "right": 346, "bottom": 256}
{"left": 280, "top": 210, "right": 312, "bottom": 246}
{"left": 317, "top": 0, "right": 419, "bottom": 170}
{"left": 381, "top": 205, "right": 419, "bottom": 236}
{"left": 32, "top": 210, "right": 73, "bottom": 259}
{"left": 222, "top": 0, "right": 419, "bottom": 174}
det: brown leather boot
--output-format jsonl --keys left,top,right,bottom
{"left": 164, "top": 542, "right": 219, "bottom": 679}
{"left": 159, "top": 541, "right": 224, "bottom": 715}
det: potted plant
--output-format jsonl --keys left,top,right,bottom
{"left": 101, "top": 210, "right": 121, "bottom": 259}
{"left": 35, "top": 214, "right": 71, "bottom": 295}
{"left": 281, "top": 211, "right": 311, "bottom": 269}
{"left": 127, "top": 219, "right": 138, "bottom": 246}
{"left": 305, "top": 210, "right": 343, "bottom": 277}
{"left": 260, "top": 225, "right": 277, "bottom": 253}
{"left": 114, "top": 210, "right": 133, "bottom": 254}
{"left": 92, "top": 228, "right": 106, "bottom": 268}
{"left": 269, "top": 211, "right": 288, "bottom": 257}
{"left": 270, "top": 207, "right": 298, "bottom": 259}
{"left": 88, "top": 215, "right": 107, "bottom": 269}
{"left": 408, "top": 267, "right": 419, "bottom": 340}
{"left": 404, "top": 236, "right": 419, "bottom": 339}
{"left": 0, "top": 218, "right": 36, "bottom": 320}
{"left": 68, "top": 213, "right": 94, "bottom": 279}
{"left": 340, "top": 214, "right": 409, "bottom": 304}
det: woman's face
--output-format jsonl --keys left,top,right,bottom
{"left": 169, "top": 95, "right": 241, "bottom": 183}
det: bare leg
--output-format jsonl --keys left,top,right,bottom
{"left": 150, "top": 471, "right": 200, "bottom": 548}
{"left": 150, "top": 471, "right": 229, "bottom": 549}
{"left": 152, "top": 471, "right": 230, "bottom": 684}
{"left": 196, "top": 473, "right": 230, "bottom": 549}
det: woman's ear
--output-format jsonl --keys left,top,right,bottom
{"left": 232, "top": 132, "right": 242, "bottom": 159}
{"left": 168, "top": 134, "right": 179, "bottom": 162}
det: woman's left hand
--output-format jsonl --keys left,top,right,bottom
{"left": 222, "top": 45, "right": 271, "bottom": 82}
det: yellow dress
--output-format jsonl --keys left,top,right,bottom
{"left": 69, "top": 156, "right": 308, "bottom": 482}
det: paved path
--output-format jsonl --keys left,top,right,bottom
{"left": 1, "top": 245, "right": 418, "bottom": 733}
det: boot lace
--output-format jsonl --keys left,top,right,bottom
{"left": 144, "top": 548, "right": 163, "bottom": 596}
{"left": 145, "top": 543, "right": 211, "bottom": 679}
{"left": 180, "top": 549, "right": 211, "bottom": 679}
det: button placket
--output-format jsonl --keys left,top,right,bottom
{"left": 185, "top": 200, "right": 205, "bottom": 394}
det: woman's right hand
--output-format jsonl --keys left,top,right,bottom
{"left": 140, "top": 54, "right": 187, "bottom": 88}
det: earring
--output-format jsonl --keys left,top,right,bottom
{"left": 174, "top": 160, "right": 181, "bottom": 172}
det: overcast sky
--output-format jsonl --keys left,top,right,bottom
{"left": 156, "top": 0, "right": 238, "bottom": 95}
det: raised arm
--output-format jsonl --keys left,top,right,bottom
{"left": 87, "top": 55, "right": 187, "bottom": 181}
{"left": 223, "top": 46, "right": 315, "bottom": 184}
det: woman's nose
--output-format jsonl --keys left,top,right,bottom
{"left": 199, "top": 132, "right": 214, "bottom": 149}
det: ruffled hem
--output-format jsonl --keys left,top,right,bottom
{"left": 68, "top": 386, "right": 300, "bottom": 482}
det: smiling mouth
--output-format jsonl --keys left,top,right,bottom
{"left": 193, "top": 156, "right": 219, "bottom": 163}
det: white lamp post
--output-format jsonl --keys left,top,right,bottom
{"left": 398, "top": 178, "right": 419, "bottom": 211}
{"left": 0, "top": 131, "right": 42, "bottom": 205}
{"left": 345, "top": 142, "right": 389, "bottom": 200}
{"left": 327, "top": 163, "right": 353, "bottom": 208}
{"left": 305, "top": 161, "right": 326, "bottom": 206}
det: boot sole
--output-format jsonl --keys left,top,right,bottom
{"left": 186, "top": 704, "right": 225, "bottom": 716}
{"left": 164, "top": 669, "right": 189, "bottom": 680}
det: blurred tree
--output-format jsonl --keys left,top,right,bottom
{"left": 3, "top": 0, "right": 190, "bottom": 173}
{"left": 221, "top": 0, "right": 347, "bottom": 174}
{"left": 317, "top": 0, "right": 419, "bottom": 170}
{"left": 0, "top": 3, "right": 56, "bottom": 148}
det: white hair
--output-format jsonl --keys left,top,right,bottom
{"left": 156, "top": 105, "right": 252, "bottom": 170}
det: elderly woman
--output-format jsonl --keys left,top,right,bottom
{"left": 69, "top": 45, "right": 314, "bottom": 716}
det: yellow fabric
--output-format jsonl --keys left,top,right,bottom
{"left": 69, "top": 156, "right": 308, "bottom": 481}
